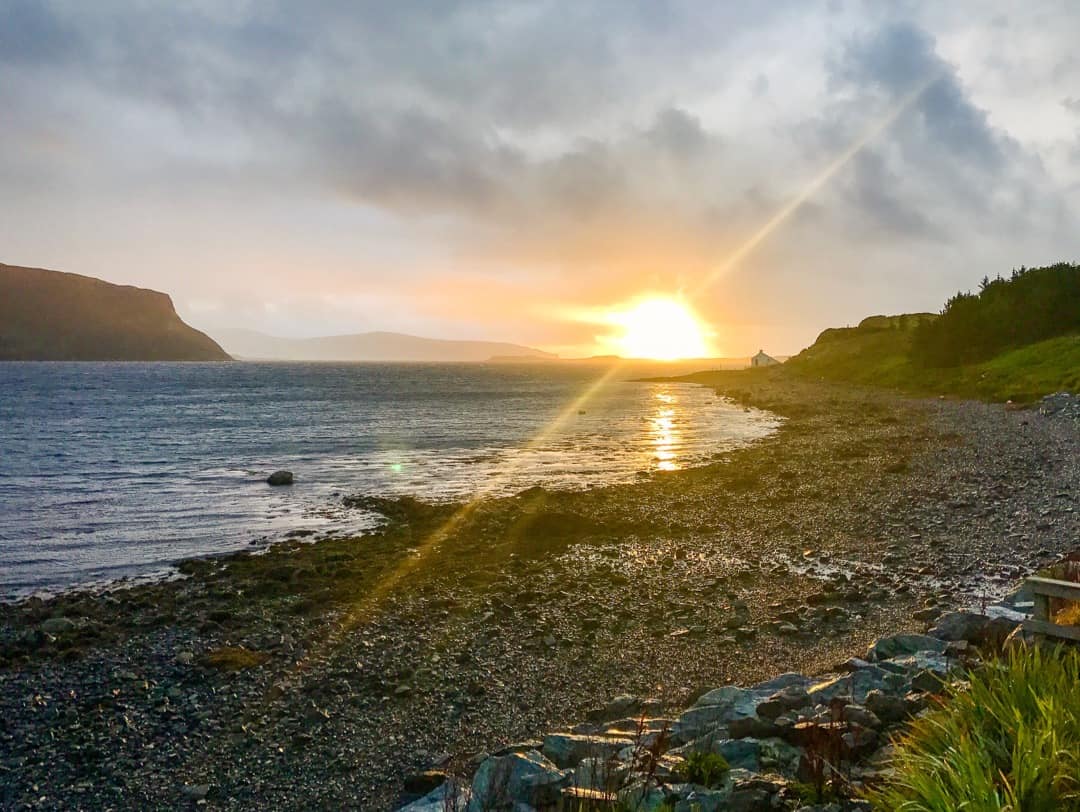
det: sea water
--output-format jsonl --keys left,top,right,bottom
{"left": 0, "top": 361, "right": 780, "bottom": 597}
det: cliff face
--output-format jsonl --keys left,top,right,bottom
{"left": 0, "top": 263, "right": 230, "bottom": 361}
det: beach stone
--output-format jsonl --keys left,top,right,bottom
{"left": 864, "top": 690, "right": 907, "bottom": 724}
{"left": 541, "top": 733, "right": 632, "bottom": 768}
{"left": 468, "top": 750, "right": 569, "bottom": 811}
{"left": 587, "top": 694, "right": 642, "bottom": 723}
{"left": 757, "top": 686, "right": 811, "bottom": 720}
{"left": 403, "top": 770, "right": 447, "bottom": 795}
{"left": 808, "top": 666, "right": 892, "bottom": 705}
{"left": 711, "top": 738, "right": 761, "bottom": 771}
{"left": 758, "top": 737, "right": 802, "bottom": 777}
{"left": 181, "top": 784, "right": 210, "bottom": 801}
{"left": 911, "top": 669, "right": 947, "bottom": 694}
{"left": 885, "top": 651, "right": 951, "bottom": 677}
{"left": 266, "top": 470, "right": 294, "bottom": 486}
{"left": 574, "top": 756, "right": 629, "bottom": 790}
{"left": 675, "top": 675, "right": 812, "bottom": 743}
{"left": 672, "top": 788, "right": 733, "bottom": 812}
{"left": 41, "top": 617, "right": 76, "bottom": 635}
{"left": 729, "top": 716, "right": 781, "bottom": 739}
{"left": 841, "top": 704, "right": 881, "bottom": 730}
{"left": 399, "top": 782, "right": 465, "bottom": 811}
{"left": 866, "top": 633, "right": 947, "bottom": 661}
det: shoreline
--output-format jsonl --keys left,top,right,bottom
{"left": 0, "top": 373, "right": 775, "bottom": 604}
{"left": 2, "top": 370, "right": 1077, "bottom": 809}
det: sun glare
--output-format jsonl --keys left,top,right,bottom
{"left": 607, "top": 297, "right": 710, "bottom": 360}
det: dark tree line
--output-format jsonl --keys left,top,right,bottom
{"left": 911, "top": 263, "right": 1080, "bottom": 367}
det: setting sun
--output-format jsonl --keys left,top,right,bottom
{"left": 607, "top": 297, "right": 711, "bottom": 360}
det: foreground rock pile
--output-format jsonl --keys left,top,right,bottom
{"left": 400, "top": 607, "right": 1023, "bottom": 811}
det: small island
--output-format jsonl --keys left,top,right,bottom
{"left": 0, "top": 263, "right": 230, "bottom": 362}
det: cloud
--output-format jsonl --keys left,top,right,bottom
{"left": 810, "top": 20, "right": 1049, "bottom": 243}
{"left": 1, "top": 2, "right": 1078, "bottom": 354}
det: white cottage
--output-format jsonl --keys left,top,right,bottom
{"left": 750, "top": 349, "right": 779, "bottom": 368}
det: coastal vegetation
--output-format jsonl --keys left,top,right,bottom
{"left": 868, "top": 646, "right": 1080, "bottom": 810}
{"left": 786, "top": 262, "right": 1080, "bottom": 402}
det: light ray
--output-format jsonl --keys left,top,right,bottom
{"left": 270, "top": 359, "right": 628, "bottom": 690}
{"left": 692, "top": 70, "right": 944, "bottom": 298}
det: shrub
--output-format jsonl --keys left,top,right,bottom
{"left": 866, "top": 646, "right": 1080, "bottom": 810}
{"left": 675, "top": 751, "right": 730, "bottom": 788}
{"left": 911, "top": 263, "right": 1080, "bottom": 367}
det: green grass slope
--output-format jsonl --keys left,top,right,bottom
{"left": 786, "top": 314, "right": 1080, "bottom": 402}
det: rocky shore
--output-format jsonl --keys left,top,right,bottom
{"left": 399, "top": 601, "right": 1028, "bottom": 811}
{"left": 1, "top": 372, "right": 1077, "bottom": 810}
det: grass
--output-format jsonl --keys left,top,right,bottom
{"left": 866, "top": 646, "right": 1080, "bottom": 811}
{"left": 786, "top": 313, "right": 1080, "bottom": 402}
{"left": 675, "top": 751, "right": 730, "bottom": 788}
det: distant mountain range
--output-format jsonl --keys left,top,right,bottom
{"left": 0, "top": 263, "right": 230, "bottom": 361}
{"left": 212, "top": 328, "right": 557, "bottom": 362}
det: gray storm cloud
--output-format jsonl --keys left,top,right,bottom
{"left": 1, "top": 1, "right": 1078, "bottom": 352}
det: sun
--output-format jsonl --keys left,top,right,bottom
{"left": 606, "top": 297, "right": 711, "bottom": 360}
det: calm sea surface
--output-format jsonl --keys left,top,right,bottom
{"left": 0, "top": 362, "right": 780, "bottom": 598}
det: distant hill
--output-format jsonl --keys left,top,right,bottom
{"left": 0, "top": 263, "right": 230, "bottom": 362}
{"left": 213, "top": 328, "right": 557, "bottom": 363}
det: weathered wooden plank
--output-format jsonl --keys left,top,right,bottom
{"left": 1025, "top": 577, "right": 1080, "bottom": 603}
{"left": 1022, "top": 617, "right": 1080, "bottom": 642}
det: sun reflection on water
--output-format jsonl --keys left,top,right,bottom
{"left": 650, "top": 389, "right": 681, "bottom": 471}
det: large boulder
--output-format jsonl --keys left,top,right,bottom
{"left": 266, "top": 470, "right": 294, "bottom": 486}
{"left": 866, "top": 633, "right": 947, "bottom": 661}
{"left": 808, "top": 666, "right": 896, "bottom": 705}
{"left": 929, "top": 610, "right": 1018, "bottom": 646}
{"left": 468, "top": 750, "right": 569, "bottom": 811}
{"left": 673, "top": 676, "right": 810, "bottom": 744}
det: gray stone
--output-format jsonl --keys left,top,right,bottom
{"left": 929, "top": 611, "right": 991, "bottom": 642}
{"left": 711, "top": 738, "right": 761, "bottom": 772}
{"left": 885, "top": 651, "right": 951, "bottom": 677}
{"left": 808, "top": 666, "right": 892, "bottom": 704}
{"left": 574, "top": 757, "right": 629, "bottom": 791}
{"left": 266, "top": 470, "right": 294, "bottom": 486}
{"left": 866, "top": 633, "right": 947, "bottom": 661}
{"left": 399, "top": 781, "right": 466, "bottom": 811}
{"left": 181, "top": 785, "right": 210, "bottom": 801}
{"left": 729, "top": 716, "right": 781, "bottom": 740}
{"left": 41, "top": 617, "right": 76, "bottom": 635}
{"left": 910, "top": 669, "right": 947, "bottom": 694}
{"left": 676, "top": 675, "right": 812, "bottom": 743}
{"left": 757, "top": 737, "right": 802, "bottom": 777}
{"left": 865, "top": 690, "right": 907, "bottom": 724}
{"left": 541, "top": 733, "right": 632, "bottom": 768}
{"left": 468, "top": 750, "right": 569, "bottom": 811}
{"left": 841, "top": 704, "right": 881, "bottom": 730}
{"left": 673, "top": 788, "right": 733, "bottom": 812}
{"left": 757, "top": 686, "right": 811, "bottom": 720}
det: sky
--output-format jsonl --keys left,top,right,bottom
{"left": 2, "top": 1, "right": 1079, "bottom": 356}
